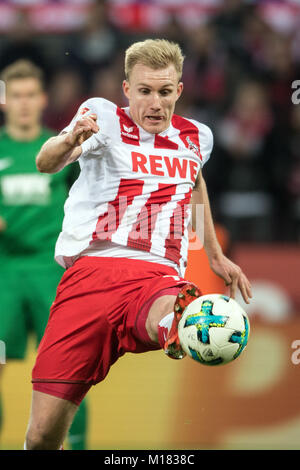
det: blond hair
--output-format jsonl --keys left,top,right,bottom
{"left": 0, "top": 59, "right": 44, "bottom": 87}
{"left": 125, "top": 39, "right": 184, "bottom": 82}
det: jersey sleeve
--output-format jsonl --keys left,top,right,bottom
{"left": 190, "top": 119, "right": 214, "bottom": 168}
{"left": 60, "top": 98, "right": 111, "bottom": 158}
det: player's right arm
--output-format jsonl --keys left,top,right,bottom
{"left": 36, "top": 114, "right": 99, "bottom": 174}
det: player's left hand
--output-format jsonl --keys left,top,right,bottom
{"left": 209, "top": 254, "right": 252, "bottom": 304}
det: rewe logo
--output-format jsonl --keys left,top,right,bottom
{"left": 131, "top": 151, "right": 199, "bottom": 183}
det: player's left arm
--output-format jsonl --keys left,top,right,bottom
{"left": 191, "top": 170, "right": 252, "bottom": 304}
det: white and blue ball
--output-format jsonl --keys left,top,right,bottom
{"left": 178, "top": 294, "right": 250, "bottom": 366}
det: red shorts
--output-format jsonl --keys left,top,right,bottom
{"left": 32, "top": 257, "right": 190, "bottom": 404}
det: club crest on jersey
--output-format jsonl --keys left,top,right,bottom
{"left": 187, "top": 136, "right": 202, "bottom": 160}
{"left": 79, "top": 107, "right": 90, "bottom": 116}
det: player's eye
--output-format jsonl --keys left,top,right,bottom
{"left": 160, "top": 89, "right": 172, "bottom": 96}
{"left": 139, "top": 88, "right": 150, "bottom": 95}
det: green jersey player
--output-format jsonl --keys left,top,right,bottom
{"left": 0, "top": 60, "right": 87, "bottom": 450}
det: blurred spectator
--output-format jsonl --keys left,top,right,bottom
{"left": 212, "top": 0, "right": 253, "bottom": 54}
{"left": 43, "top": 68, "right": 87, "bottom": 131}
{"left": 288, "top": 105, "right": 300, "bottom": 240}
{"left": 263, "top": 104, "right": 300, "bottom": 241}
{"left": 158, "top": 13, "right": 188, "bottom": 50}
{"left": 242, "top": 9, "right": 270, "bottom": 59}
{"left": 65, "top": 0, "right": 120, "bottom": 79}
{"left": 181, "top": 23, "right": 227, "bottom": 124}
{"left": 207, "top": 81, "right": 275, "bottom": 242}
{"left": 256, "top": 31, "right": 299, "bottom": 125}
{"left": 91, "top": 62, "right": 127, "bottom": 106}
{"left": 0, "top": 9, "right": 50, "bottom": 74}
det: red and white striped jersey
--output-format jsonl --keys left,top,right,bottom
{"left": 55, "top": 97, "right": 213, "bottom": 276}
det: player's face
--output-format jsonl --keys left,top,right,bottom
{"left": 123, "top": 63, "right": 183, "bottom": 134}
{"left": 2, "top": 78, "right": 47, "bottom": 129}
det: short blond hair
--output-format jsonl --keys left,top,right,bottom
{"left": 125, "top": 39, "right": 184, "bottom": 82}
{"left": 0, "top": 59, "right": 44, "bottom": 87}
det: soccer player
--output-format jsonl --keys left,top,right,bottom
{"left": 0, "top": 60, "right": 88, "bottom": 450}
{"left": 24, "top": 39, "right": 252, "bottom": 450}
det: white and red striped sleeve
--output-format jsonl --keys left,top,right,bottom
{"left": 60, "top": 97, "right": 112, "bottom": 158}
{"left": 189, "top": 119, "right": 214, "bottom": 167}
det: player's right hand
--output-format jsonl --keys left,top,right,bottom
{"left": 66, "top": 114, "right": 99, "bottom": 147}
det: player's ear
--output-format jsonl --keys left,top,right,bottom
{"left": 176, "top": 82, "right": 183, "bottom": 101}
{"left": 122, "top": 80, "right": 130, "bottom": 100}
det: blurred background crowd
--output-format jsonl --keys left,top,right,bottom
{"left": 0, "top": 0, "right": 299, "bottom": 243}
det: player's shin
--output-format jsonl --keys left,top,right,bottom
{"left": 162, "top": 284, "right": 202, "bottom": 359}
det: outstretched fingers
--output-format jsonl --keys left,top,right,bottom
{"left": 224, "top": 265, "right": 252, "bottom": 304}
{"left": 238, "top": 273, "right": 252, "bottom": 304}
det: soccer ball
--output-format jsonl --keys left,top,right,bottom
{"left": 178, "top": 294, "right": 250, "bottom": 366}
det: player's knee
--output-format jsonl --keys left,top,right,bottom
{"left": 25, "top": 425, "right": 61, "bottom": 450}
{"left": 146, "top": 295, "right": 176, "bottom": 340}
{"left": 145, "top": 314, "right": 159, "bottom": 342}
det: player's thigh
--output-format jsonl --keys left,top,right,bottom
{"left": 31, "top": 264, "right": 121, "bottom": 385}
{"left": 0, "top": 267, "right": 27, "bottom": 359}
{"left": 26, "top": 265, "right": 64, "bottom": 344}
{"left": 26, "top": 390, "right": 78, "bottom": 445}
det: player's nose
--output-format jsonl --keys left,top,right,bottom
{"left": 150, "top": 93, "right": 162, "bottom": 110}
